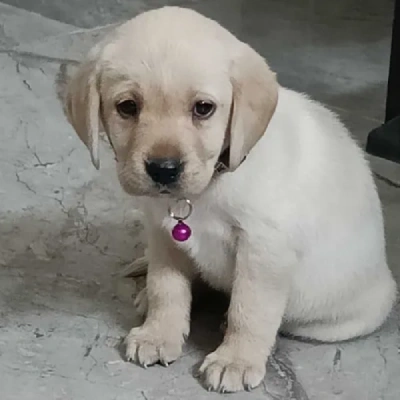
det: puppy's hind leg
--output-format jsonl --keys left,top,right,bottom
{"left": 283, "top": 276, "right": 397, "bottom": 342}
{"left": 134, "top": 287, "right": 148, "bottom": 319}
{"left": 120, "top": 249, "right": 149, "bottom": 278}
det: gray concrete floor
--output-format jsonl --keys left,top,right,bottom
{"left": 1, "top": 0, "right": 400, "bottom": 399}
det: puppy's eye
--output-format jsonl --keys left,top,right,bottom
{"left": 193, "top": 101, "right": 216, "bottom": 119}
{"left": 116, "top": 100, "right": 138, "bottom": 118}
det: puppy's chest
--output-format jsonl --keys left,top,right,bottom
{"left": 164, "top": 209, "right": 236, "bottom": 291}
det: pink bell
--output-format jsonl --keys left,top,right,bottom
{"left": 172, "top": 221, "right": 192, "bottom": 242}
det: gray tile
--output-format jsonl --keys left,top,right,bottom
{"left": 0, "top": 0, "right": 232, "bottom": 29}
{"left": 0, "top": 2, "right": 74, "bottom": 49}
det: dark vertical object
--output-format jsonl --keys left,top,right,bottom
{"left": 366, "top": 0, "right": 400, "bottom": 164}
{"left": 385, "top": 0, "right": 400, "bottom": 122}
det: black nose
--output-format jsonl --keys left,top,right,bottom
{"left": 145, "top": 158, "right": 183, "bottom": 185}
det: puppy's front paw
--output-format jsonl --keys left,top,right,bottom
{"left": 125, "top": 326, "right": 185, "bottom": 367}
{"left": 198, "top": 348, "right": 266, "bottom": 393}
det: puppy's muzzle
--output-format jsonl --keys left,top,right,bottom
{"left": 145, "top": 158, "right": 184, "bottom": 185}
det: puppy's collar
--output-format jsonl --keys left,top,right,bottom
{"left": 169, "top": 147, "right": 244, "bottom": 243}
{"left": 214, "top": 147, "right": 230, "bottom": 174}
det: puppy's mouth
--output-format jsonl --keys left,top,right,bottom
{"left": 158, "top": 187, "right": 176, "bottom": 196}
{"left": 151, "top": 183, "right": 182, "bottom": 198}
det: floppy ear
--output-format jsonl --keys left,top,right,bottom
{"left": 57, "top": 53, "right": 101, "bottom": 169}
{"left": 228, "top": 43, "right": 279, "bottom": 171}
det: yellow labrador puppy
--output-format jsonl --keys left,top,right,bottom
{"left": 59, "top": 7, "right": 396, "bottom": 393}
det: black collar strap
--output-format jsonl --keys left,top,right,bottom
{"left": 214, "top": 147, "right": 246, "bottom": 175}
{"left": 214, "top": 146, "right": 230, "bottom": 174}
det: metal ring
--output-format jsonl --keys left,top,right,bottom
{"left": 168, "top": 198, "right": 193, "bottom": 221}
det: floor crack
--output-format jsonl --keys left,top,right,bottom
{"left": 141, "top": 391, "right": 149, "bottom": 400}
{"left": 84, "top": 333, "right": 101, "bottom": 358}
{"left": 15, "top": 171, "right": 36, "bottom": 194}
{"left": 22, "top": 79, "right": 32, "bottom": 91}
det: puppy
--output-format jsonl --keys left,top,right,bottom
{"left": 59, "top": 6, "right": 397, "bottom": 393}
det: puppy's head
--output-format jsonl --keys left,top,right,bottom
{"left": 60, "top": 7, "right": 278, "bottom": 198}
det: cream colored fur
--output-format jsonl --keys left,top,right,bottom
{"left": 59, "top": 7, "right": 397, "bottom": 393}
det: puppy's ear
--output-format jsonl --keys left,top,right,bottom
{"left": 57, "top": 51, "right": 102, "bottom": 169}
{"left": 228, "top": 44, "right": 279, "bottom": 171}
